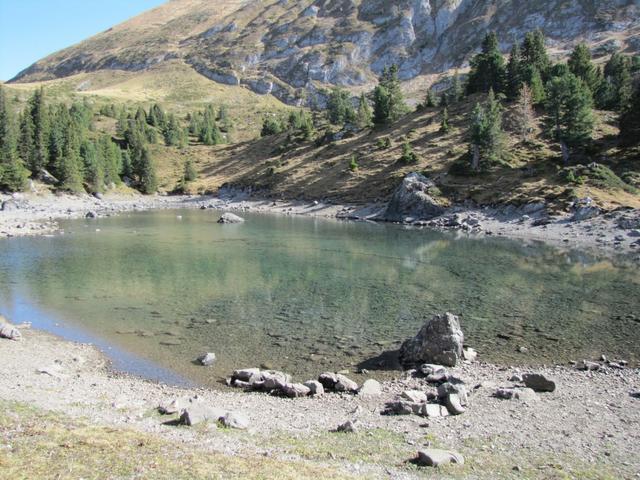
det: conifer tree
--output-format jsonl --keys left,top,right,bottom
{"left": 526, "top": 67, "right": 546, "bottom": 105}
{"left": 424, "top": 90, "right": 436, "bottom": 108}
{"left": 514, "top": 84, "right": 535, "bottom": 142}
{"left": 373, "top": 65, "right": 408, "bottom": 125}
{"left": 183, "top": 159, "right": 197, "bottom": 182}
{"left": 568, "top": 43, "right": 600, "bottom": 93}
{"left": 440, "top": 107, "right": 450, "bottom": 133}
{"left": 468, "top": 90, "right": 504, "bottom": 171}
{"left": 619, "top": 81, "right": 640, "bottom": 146}
{"left": 18, "top": 111, "right": 34, "bottom": 171}
{"left": 506, "top": 42, "right": 524, "bottom": 99}
{"left": 99, "top": 135, "right": 122, "bottom": 187}
{"left": 261, "top": 115, "right": 285, "bottom": 137}
{"left": 356, "top": 93, "right": 373, "bottom": 129}
{"left": 81, "top": 139, "right": 104, "bottom": 193}
{"left": 0, "top": 86, "right": 29, "bottom": 191}
{"left": 163, "top": 114, "right": 186, "bottom": 147}
{"left": 467, "top": 32, "right": 506, "bottom": 94}
{"left": 546, "top": 72, "right": 594, "bottom": 165}
{"left": 449, "top": 70, "right": 463, "bottom": 104}
{"left": 57, "top": 120, "right": 84, "bottom": 192}
{"left": 26, "top": 87, "right": 49, "bottom": 175}
{"left": 136, "top": 147, "right": 157, "bottom": 194}
{"left": 522, "top": 30, "right": 550, "bottom": 80}
{"left": 327, "top": 87, "right": 356, "bottom": 125}
{"left": 597, "top": 52, "right": 633, "bottom": 111}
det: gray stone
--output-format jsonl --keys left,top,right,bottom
{"left": 437, "top": 381, "right": 468, "bottom": 406}
{"left": 85, "top": 211, "right": 98, "bottom": 219}
{"left": 263, "top": 371, "right": 291, "bottom": 390}
{"left": 158, "top": 397, "right": 191, "bottom": 415}
{"left": 401, "top": 390, "right": 427, "bottom": 403}
{"left": 336, "top": 420, "right": 358, "bottom": 433}
{"left": 385, "top": 401, "right": 421, "bottom": 416}
{"left": 282, "top": 383, "right": 311, "bottom": 398}
{"left": 577, "top": 360, "right": 601, "bottom": 371}
{"left": 304, "top": 380, "right": 325, "bottom": 396}
{"left": 462, "top": 347, "right": 477, "bottom": 362}
{"left": 318, "top": 372, "right": 339, "bottom": 390}
{"left": 221, "top": 412, "right": 249, "bottom": 430}
{"left": 0, "top": 323, "right": 21, "bottom": 341}
{"left": 1, "top": 200, "right": 19, "bottom": 212}
{"left": 381, "top": 173, "right": 445, "bottom": 222}
{"left": 523, "top": 373, "right": 556, "bottom": 393}
{"left": 358, "top": 379, "right": 382, "bottom": 397}
{"left": 180, "top": 405, "right": 225, "bottom": 426}
{"left": 444, "top": 393, "right": 465, "bottom": 415}
{"left": 420, "top": 403, "right": 442, "bottom": 418}
{"left": 399, "top": 313, "right": 464, "bottom": 367}
{"left": 232, "top": 368, "right": 262, "bottom": 383}
{"left": 334, "top": 374, "right": 358, "bottom": 393}
{"left": 217, "top": 212, "right": 245, "bottom": 224}
{"left": 416, "top": 449, "right": 464, "bottom": 467}
{"left": 495, "top": 387, "right": 539, "bottom": 402}
{"left": 197, "top": 352, "right": 216, "bottom": 366}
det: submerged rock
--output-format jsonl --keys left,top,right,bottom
{"left": 399, "top": 313, "right": 464, "bottom": 367}
{"left": 217, "top": 212, "right": 245, "bottom": 224}
{"left": 380, "top": 173, "right": 445, "bottom": 222}
{"left": 416, "top": 449, "right": 464, "bottom": 467}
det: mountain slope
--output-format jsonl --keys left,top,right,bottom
{"left": 11, "top": 0, "right": 640, "bottom": 106}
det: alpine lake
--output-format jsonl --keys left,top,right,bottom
{"left": 1, "top": 209, "right": 638, "bottom": 388}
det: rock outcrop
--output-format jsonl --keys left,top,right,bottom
{"left": 217, "top": 212, "right": 245, "bottom": 224}
{"left": 399, "top": 313, "right": 464, "bottom": 367}
{"left": 380, "top": 173, "right": 445, "bottom": 222}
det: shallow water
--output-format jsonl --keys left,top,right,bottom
{"left": 1, "top": 209, "right": 638, "bottom": 387}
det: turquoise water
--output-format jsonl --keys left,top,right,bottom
{"left": 0, "top": 209, "right": 638, "bottom": 387}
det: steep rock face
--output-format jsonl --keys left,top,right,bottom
{"left": 10, "top": 0, "right": 640, "bottom": 105}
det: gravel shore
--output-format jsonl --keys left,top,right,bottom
{"left": 1, "top": 327, "right": 638, "bottom": 479}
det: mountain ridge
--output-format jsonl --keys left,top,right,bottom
{"left": 10, "top": 0, "right": 640, "bottom": 106}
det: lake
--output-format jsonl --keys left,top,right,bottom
{"left": 1, "top": 209, "right": 638, "bottom": 387}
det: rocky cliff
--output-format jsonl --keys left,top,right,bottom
{"left": 10, "top": 0, "right": 640, "bottom": 105}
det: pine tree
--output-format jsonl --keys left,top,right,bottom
{"left": 183, "top": 159, "right": 197, "bottom": 182}
{"left": 327, "top": 87, "right": 356, "bottom": 125}
{"left": 598, "top": 52, "right": 633, "bottom": 111}
{"left": 57, "top": 120, "right": 84, "bottom": 193}
{"left": 261, "top": 115, "right": 285, "bottom": 137}
{"left": 26, "top": 87, "right": 49, "bottom": 175}
{"left": 467, "top": 32, "right": 506, "bottom": 94}
{"left": 99, "top": 135, "right": 122, "bottom": 187}
{"left": 568, "top": 43, "right": 600, "bottom": 93}
{"left": 449, "top": 70, "right": 463, "bottom": 104}
{"left": 0, "top": 86, "right": 29, "bottom": 191}
{"left": 546, "top": 72, "right": 594, "bottom": 165}
{"left": 81, "top": 139, "right": 104, "bottom": 193}
{"left": 373, "top": 65, "right": 408, "bottom": 125}
{"left": 527, "top": 67, "right": 546, "bottom": 105}
{"left": 440, "top": 107, "right": 450, "bottom": 133}
{"left": 424, "top": 90, "right": 436, "bottom": 108}
{"left": 506, "top": 42, "right": 524, "bottom": 99}
{"left": 163, "top": 114, "right": 186, "bottom": 147}
{"left": 468, "top": 90, "right": 504, "bottom": 171}
{"left": 355, "top": 93, "right": 373, "bottom": 129}
{"left": 521, "top": 30, "right": 550, "bottom": 80}
{"left": 18, "top": 111, "right": 34, "bottom": 172}
{"left": 399, "top": 141, "right": 418, "bottom": 164}
{"left": 620, "top": 81, "right": 640, "bottom": 146}
{"left": 137, "top": 147, "right": 157, "bottom": 194}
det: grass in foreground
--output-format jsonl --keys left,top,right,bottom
{"left": 0, "top": 401, "right": 355, "bottom": 480}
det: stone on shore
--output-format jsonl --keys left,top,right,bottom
{"left": 318, "top": 372, "right": 339, "bottom": 390}
{"left": 282, "top": 383, "right": 311, "bottom": 398}
{"left": 523, "top": 373, "right": 556, "bottom": 393}
{"left": 220, "top": 412, "right": 250, "bottom": 430}
{"left": 495, "top": 388, "right": 539, "bottom": 402}
{"left": 401, "top": 390, "right": 427, "bottom": 403}
{"left": 197, "top": 352, "right": 216, "bottom": 366}
{"left": 0, "top": 323, "right": 21, "bottom": 341}
{"left": 381, "top": 173, "right": 445, "bottom": 222}
{"left": 443, "top": 393, "right": 465, "bottom": 415}
{"left": 336, "top": 420, "right": 358, "bottom": 433}
{"left": 399, "top": 313, "right": 464, "bottom": 367}
{"left": 304, "top": 380, "right": 325, "bottom": 396}
{"left": 232, "top": 368, "right": 262, "bottom": 383}
{"left": 85, "top": 211, "right": 98, "bottom": 219}
{"left": 180, "top": 405, "right": 226, "bottom": 426}
{"left": 1, "top": 200, "right": 20, "bottom": 212}
{"left": 358, "top": 379, "right": 382, "bottom": 397}
{"left": 217, "top": 212, "right": 245, "bottom": 224}
{"left": 416, "top": 449, "right": 464, "bottom": 467}
{"left": 334, "top": 374, "right": 359, "bottom": 393}
{"left": 158, "top": 397, "right": 191, "bottom": 415}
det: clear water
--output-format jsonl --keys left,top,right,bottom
{"left": 0, "top": 209, "right": 638, "bottom": 387}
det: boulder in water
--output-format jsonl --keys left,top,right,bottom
{"left": 399, "top": 313, "right": 464, "bottom": 367}
{"left": 217, "top": 212, "right": 245, "bottom": 224}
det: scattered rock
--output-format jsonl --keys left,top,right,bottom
{"left": 420, "top": 364, "right": 448, "bottom": 383}
{"left": 196, "top": 352, "right": 216, "bottom": 366}
{"left": 335, "top": 374, "right": 359, "bottom": 393}
{"left": 217, "top": 212, "right": 245, "bottom": 224}
{"left": 85, "top": 211, "right": 98, "bottom": 219}
{"left": 282, "top": 383, "right": 311, "bottom": 398}
{"left": 336, "top": 420, "right": 358, "bottom": 433}
{"left": 420, "top": 403, "right": 443, "bottom": 418}
{"left": 1, "top": 200, "right": 20, "bottom": 212}
{"left": 416, "top": 449, "right": 464, "bottom": 467}
{"left": 36, "top": 364, "right": 68, "bottom": 379}
{"left": 232, "top": 368, "right": 262, "bottom": 383}
{"left": 384, "top": 401, "right": 421, "bottom": 416}
{"left": 180, "top": 405, "right": 226, "bottom": 426}
{"left": 0, "top": 323, "right": 21, "bottom": 341}
{"left": 522, "top": 373, "right": 556, "bottom": 393}
{"left": 462, "top": 347, "right": 477, "bottom": 362}
{"left": 304, "top": 380, "right": 325, "bottom": 396}
{"left": 437, "top": 380, "right": 468, "bottom": 406}
{"left": 494, "top": 388, "right": 539, "bottom": 402}
{"left": 399, "top": 312, "right": 464, "bottom": 367}
{"left": 444, "top": 393, "right": 465, "bottom": 415}
{"left": 577, "top": 360, "right": 601, "bottom": 371}
{"left": 358, "top": 379, "right": 382, "bottom": 397}
{"left": 401, "top": 390, "right": 428, "bottom": 403}
{"left": 318, "top": 372, "right": 339, "bottom": 390}
{"left": 158, "top": 397, "right": 191, "bottom": 415}
{"left": 220, "top": 412, "right": 250, "bottom": 430}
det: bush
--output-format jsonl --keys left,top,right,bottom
{"left": 183, "top": 159, "right": 197, "bottom": 182}
{"left": 398, "top": 142, "right": 418, "bottom": 165}
{"left": 376, "top": 136, "right": 392, "bottom": 150}
{"left": 349, "top": 155, "right": 359, "bottom": 172}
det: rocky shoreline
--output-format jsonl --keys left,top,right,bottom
{"left": 1, "top": 318, "right": 638, "bottom": 479}
{"left": 2, "top": 185, "right": 640, "bottom": 262}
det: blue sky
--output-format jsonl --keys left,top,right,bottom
{"left": 0, "top": 0, "right": 166, "bottom": 81}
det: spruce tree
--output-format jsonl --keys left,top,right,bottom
{"left": 449, "top": 70, "right": 463, "bottom": 104}
{"left": 57, "top": 120, "right": 84, "bottom": 193}
{"left": 261, "top": 115, "right": 284, "bottom": 137}
{"left": 356, "top": 93, "right": 373, "bottom": 129}
{"left": 99, "top": 135, "right": 122, "bottom": 187}
{"left": 440, "top": 107, "right": 450, "bottom": 133}
{"left": 506, "top": 42, "right": 524, "bottom": 99}
{"left": 527, "top": 67, "right": 546, "bottom": 105}
{"left": 18, "top": 111, "right": 34, "bottom": 172}
{"left": 546, "top": 72, "right": 594, "bottom": 165}
{"left": 521, "top": 30, "right": 550, "bottom": 80}
{"left": 184, "top": 159, "right": 197, "bottom": 182}
{"left": 568, "top": 43, "right": 599, "bottom": 93}
{"left": 514, "top": 84, "right": 535, "bottom": 142}
{"left": 598, "top": 52, "right": 633, "bottom": 111}
{"left": 373, "top": 65, "right": 408, "bottom": 125}
{"left": 424, "top": 90, "right": 436, "bottom": 108}
{"left": 27, "top": 87, "right": 49, "bottom": 175}
{"left": 81, "top": 139, "right": 104, "bottom": 193}
{"left": 327, "top": 87, "right": 356, "bottom": 125}
{"left": 137, "top": 147, "right": 157, "bottom": 194}
{"left": 0, "top": 86, "right": 28, "bottom": 191}
{"left": 467, "top": 32, "right": 506, "bottom": 94}
{"left": 468, "top": 90, "right": 504, "bottom": 171}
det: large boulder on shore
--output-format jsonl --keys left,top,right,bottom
{"left": 399, "top": 313, "right": 464, "bottom": 367}
{"left": 380, "top": 173, "right": 445, "bottom": 222}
